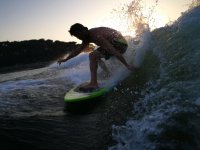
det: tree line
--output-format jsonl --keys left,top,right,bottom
{"left": 0, "top": 39, "right": 78, "bottom": 68}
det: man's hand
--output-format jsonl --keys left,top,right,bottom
{"left": 57, "top": 59, "right": 65, "bottom": 65}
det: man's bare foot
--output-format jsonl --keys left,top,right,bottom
{"left": 79, "top": 83, "right": 99, "bottom": 92}
{"left": 81, "top": 83, "right": 99, "bottom": 89}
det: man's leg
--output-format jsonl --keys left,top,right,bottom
{"left": 82, "top": 51, "right": 103, "bottom": 89}
{"left": 98, "top": 59, "right": 111, "bottom": 77}
{"left": 89, "top": 51, "right": 98, "bottom": 86}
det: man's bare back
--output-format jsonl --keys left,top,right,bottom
{"left": 89, "top": 27, "right": 124, "bottom": 43}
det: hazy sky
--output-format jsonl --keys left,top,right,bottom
{"left": 0, "top": 0, "right": 191, "bottom": 42}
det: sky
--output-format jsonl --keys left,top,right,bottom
{"left": 0, "top": 0, "right": 192, "bottom": 42}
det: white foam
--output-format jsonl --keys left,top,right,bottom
{"left": 110, "top": 6, "right": 200, "bottom": 150}
{"left": 195, "top": 97, "right": 200, "bottom": 106}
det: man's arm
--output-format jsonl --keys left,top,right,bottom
{"left": 57, "top": 42, "right": 89, "bottom": 65}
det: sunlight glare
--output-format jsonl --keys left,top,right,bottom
{"left": 150, "top": 12, "right": 168, "bottom": 29}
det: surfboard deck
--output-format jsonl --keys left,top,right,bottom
{"left": 64, "top": 82, "right": 109, "bottom": 103}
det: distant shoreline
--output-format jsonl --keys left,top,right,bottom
{"left": 0, "top": 39, "right": 78, "bottom": 69}
{"left": 0, "top": 61, "right": 52, "bottom": 74}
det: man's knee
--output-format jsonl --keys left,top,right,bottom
{"left": 89, "top": 52, "right": 97, "bottom": 61}
{"left": 89, "top": 52, "right": 99, "bottom": 61}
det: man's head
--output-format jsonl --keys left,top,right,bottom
{"left": 69, "top": 23, "right": 89, "bottom": 40}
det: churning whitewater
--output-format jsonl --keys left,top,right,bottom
{"left": 109, "top": 6, "right": 200, "bottom": 150}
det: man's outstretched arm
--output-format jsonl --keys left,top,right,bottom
{"left": 57, "top": 48, "right": 82, "bottom": 65}
{"left": 57, "top": 43, "right": 88, "bottom": 65}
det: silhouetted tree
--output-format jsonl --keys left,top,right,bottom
{"left": 0, "top": 39, "right": 78, "bottom": 68}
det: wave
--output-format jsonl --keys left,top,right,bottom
{"left": 109, "top": 6, "right": 200, "bottom": 150}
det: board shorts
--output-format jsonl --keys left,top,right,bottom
{"left": 97, "top": 38, "right": 128, "bottom": 60}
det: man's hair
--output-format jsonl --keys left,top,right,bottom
{"left": 69, "top": 23, "right": 88, "bottom": 36}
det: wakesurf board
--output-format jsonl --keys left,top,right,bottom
{"left": 64, "top": 82, "right": 110, "bottom": 103}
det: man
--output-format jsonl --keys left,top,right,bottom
{"left": 58, "top": 23, "right": 135, "bottom": 91}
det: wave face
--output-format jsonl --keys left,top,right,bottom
{"left": 110, "top": 6, "right": 200, "bottom": 150}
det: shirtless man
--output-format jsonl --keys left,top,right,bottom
{"left": 58, "top": 23, "right": 135, "bottom": 90}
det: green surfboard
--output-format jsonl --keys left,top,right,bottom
{"left": 64, "top": 82, "right": 109, "bottom": 103}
